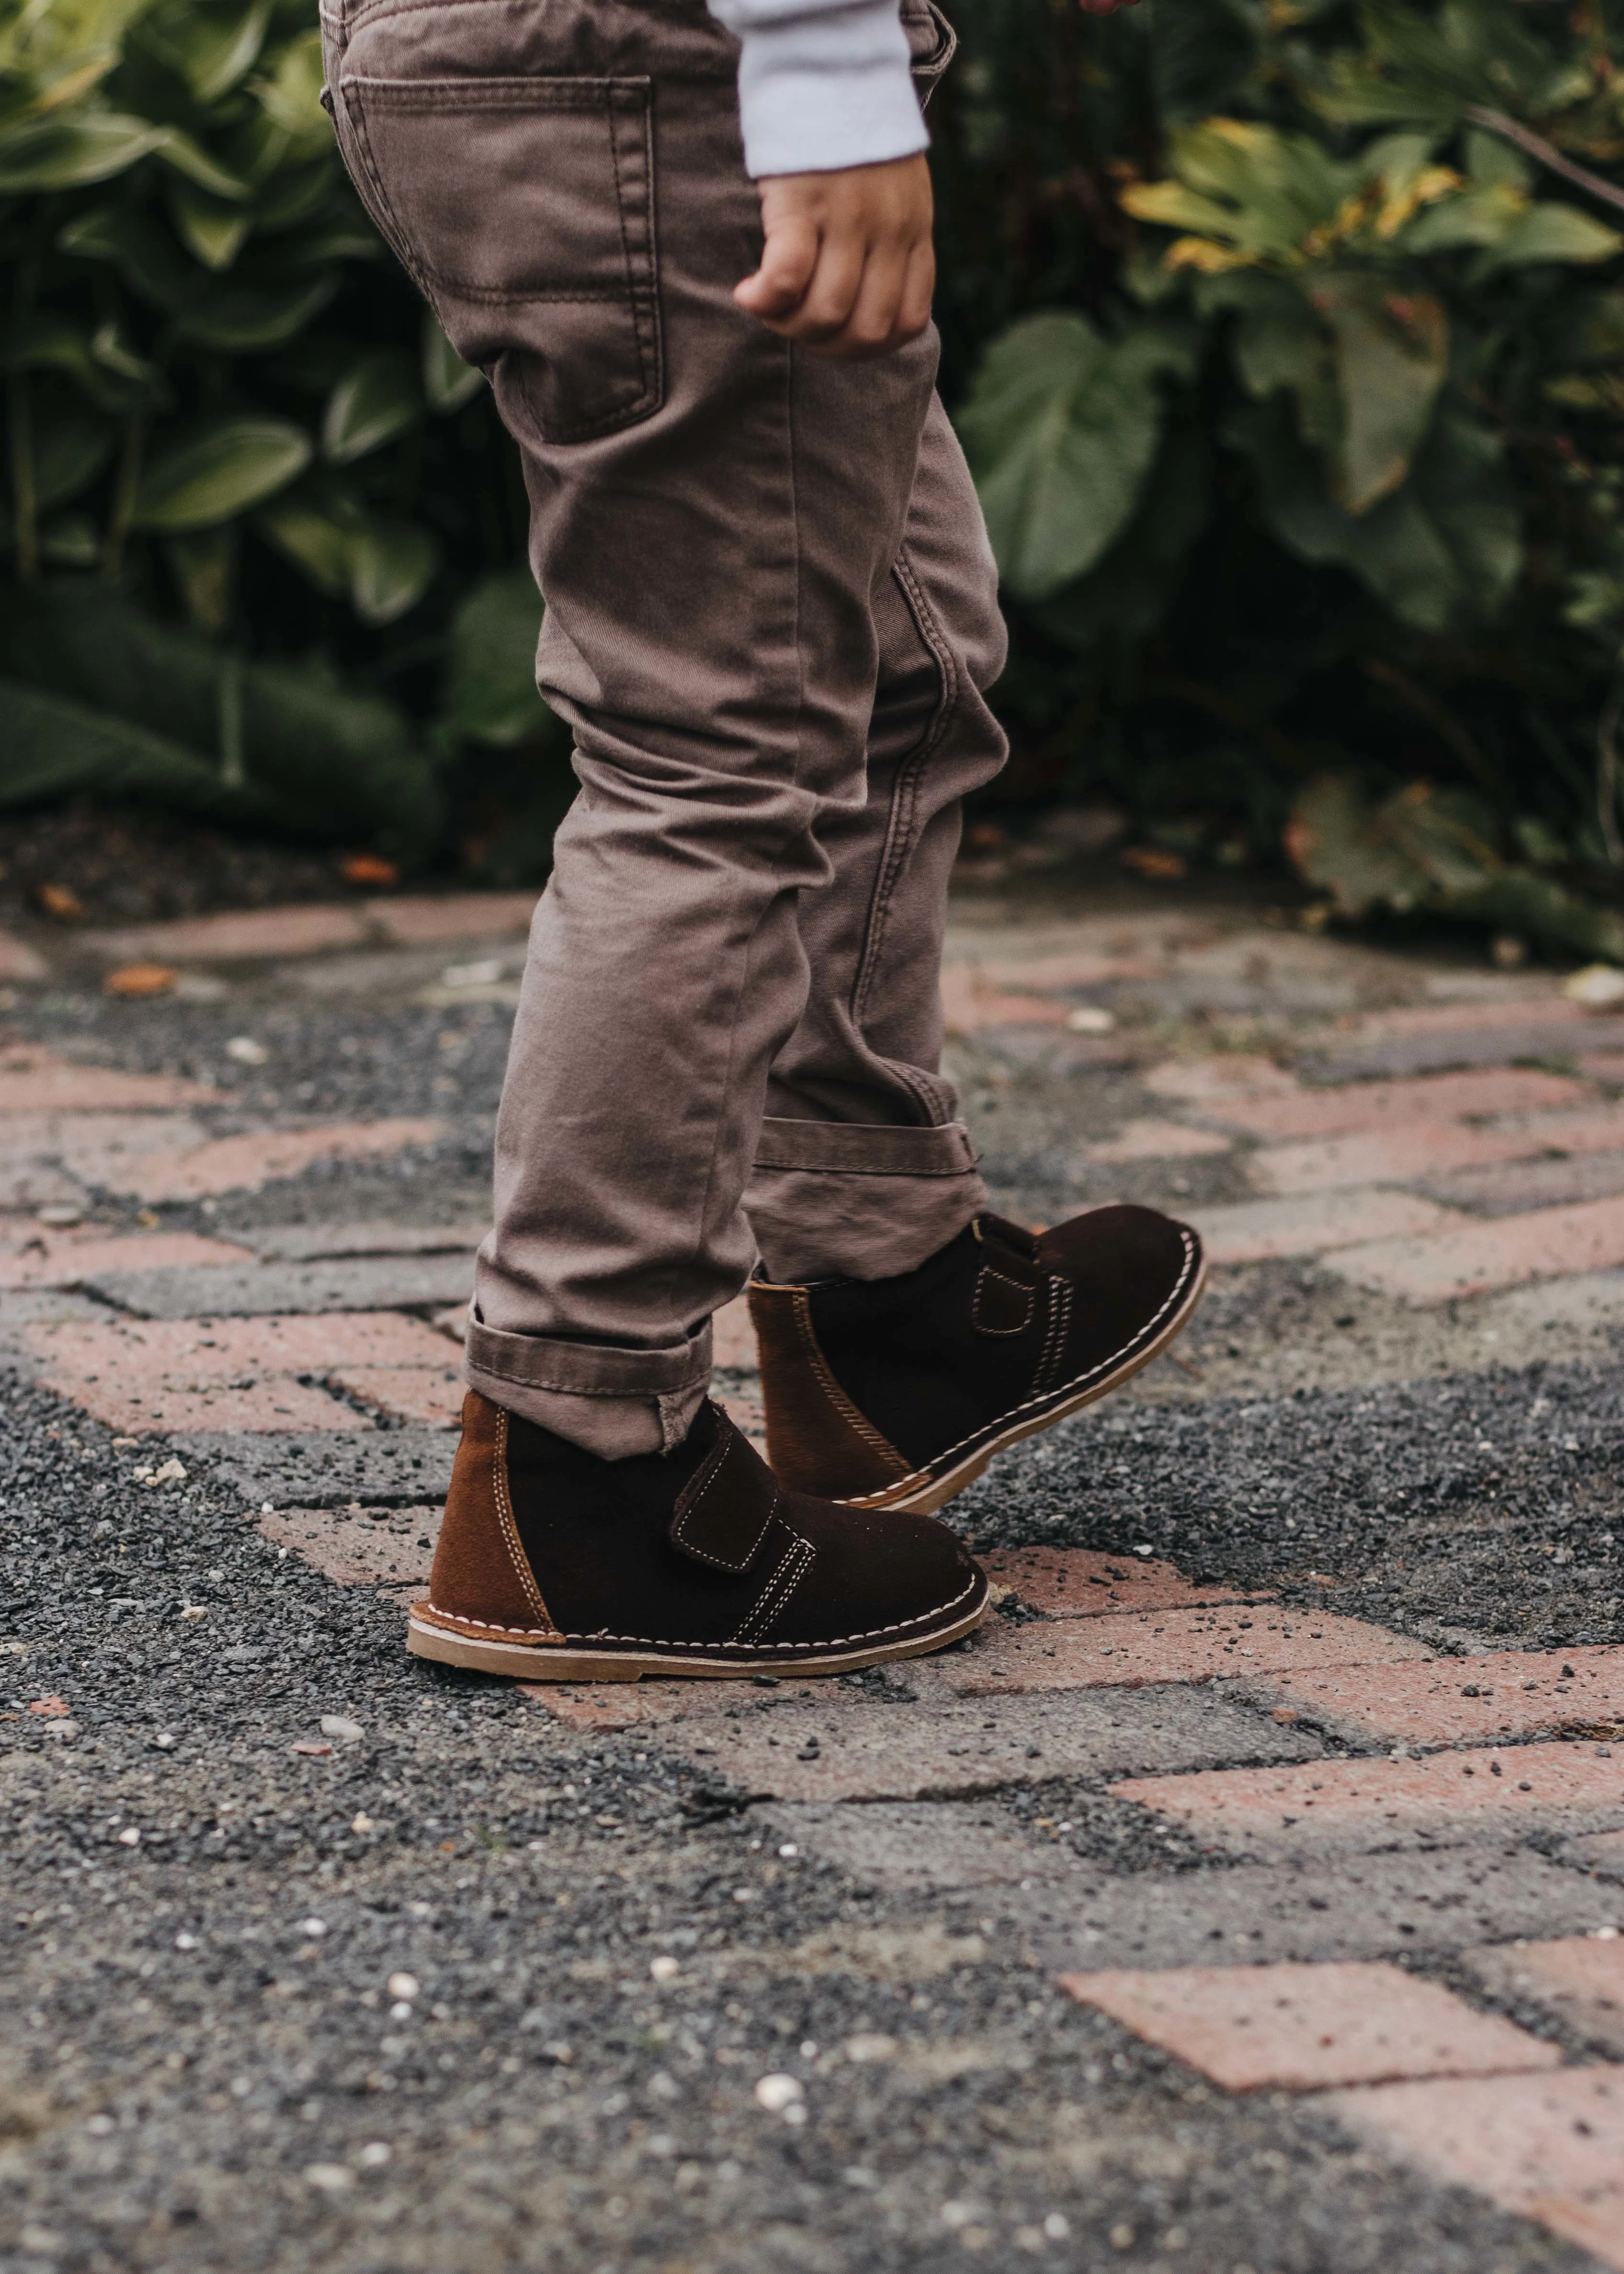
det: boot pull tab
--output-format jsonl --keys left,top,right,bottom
{"left": 670, "top": 1406, "right": 780, "bottom": 1573}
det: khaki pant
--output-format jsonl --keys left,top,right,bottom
{"left": 323, "top": 0, "right": 1008, "bottom": 1456}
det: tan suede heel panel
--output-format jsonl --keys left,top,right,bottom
{"left": 748, "top": 1282, "right": 911, "bottom": 1500}
{"left": 426, "top": 1391, "right": 560, "bottom": 1636}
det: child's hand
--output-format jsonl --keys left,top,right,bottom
{"left": 734, "top": 154, "right": 935, "bottom": 360}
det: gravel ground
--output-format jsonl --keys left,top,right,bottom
{"left": 0, "top": 1363, "right": 1598, "bottom": 2274}
{"left": 2, "top": 946, "right": 1621, "bottom": 2274}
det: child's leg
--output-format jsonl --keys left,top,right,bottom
{"left": 745, "top": 390, "right": 1010, "bottom": 1284}
{"left": 324, "top": 0, "right": 958, "bottom": 1459}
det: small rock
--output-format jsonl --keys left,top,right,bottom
{"left": 1066, "top": 1005, "right": 1116, "bottom": 1034}
{"left": 357, "top": 2142, "right": 392, "bottom": 2169}
{"left": 179, "top": 1604, "right": 207, "bottom": 1621}
{"left": 1110, "top": 2223, "right": 1136, "bottom": 2251}
{"left": 386, "top": 1972, "right": 420, "bottom": 2001}
{"left": 115, "top": 1827, "right": 140, "bottom": 1846}
{"left": 649, "top": 1954, "right": 680, "bottom": 1982}
{"left": 320, "top": 1714, "right": 364, "bottom": 1744}
{"left": 350, "top": 1813, "right": 375, "bottom": 1835}
{"left": 1564, "top": 962, "right": 1624, "bottom": 1009}
{"left": 290, "top": 1741, "right": 333, "bottom": 1758}
{"left": 300, "top": 1917, "right": 327, "bottom": 1937}
{"left": 35, "top": 1204, "right": 82, "bottom": 1228}
{"left": 27, "top": 1695, "right": 69, "bottom": 1717}
{"left": 753, "top": 2074, "right": 804, "bottom": 2114}
{"left": 844, "top": 2033, "right": 897, "bottom": 2063}
{"left": 303, "top": 2163, "right": 353, "bottom": 2192}
{"left": 225, "top": 1036, "right": 269, "bottom": 1064}
{"left": 43, "top": 1721, "right": 79, "bottom": 1740}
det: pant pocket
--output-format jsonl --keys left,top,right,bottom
{"left": 334, "top": 74, "right": 662, "bottom": 445}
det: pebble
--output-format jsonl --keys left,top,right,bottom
{"left": 226, "top": 1037, "right": 270, "bottom": 1064}
{"left": 304, "top": 2164, "right": 353, "bottom": 2192}
{"left": 649, "top": 1954, "right": 680, "bottom": 1982}
{"left": 290, "top": 1741, "right": 333, "bottom": 1758}
{"left": 357, "top": 2143, "right": 392, "bottom": 2169}
{"left": 320, "top": 1714, "right": 364, "bottom": 1743}
{"left": 753, "top": 2074, "right": 803, "bottom": 2114}
{"left": 386, "top": 1972, "right": 420, "bottom": 2000}
{"left": 115, "top": 1827, "right": 140, "bottom": 1846}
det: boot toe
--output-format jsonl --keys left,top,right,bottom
{"left": 767, "top": 1497, "right": 987, "bottom": 1651}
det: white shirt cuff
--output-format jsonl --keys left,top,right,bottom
{"left": 723, "top": 0, "right": 929, "bottom": 178}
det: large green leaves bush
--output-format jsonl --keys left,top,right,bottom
{"left": 935, "top": 0, "right": 1624, "bottom": 956}
{"left": 8, "top": 0, "right": 1624, "bottom": 948}
{"left": 0, "top": 0, "right": 565, "bottom": 865}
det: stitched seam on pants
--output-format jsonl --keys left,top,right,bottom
{"left": 671, "top": 337, "right": 802, "bottom": 1333}
{"left": 850, "top": 544, "right": 961, "bottom": 1053}
{"left": 493, "top": 1408, "right": 558, "bottom": 1631}
{"left": 606, "top": 91, "right": 652, "bottom": 410}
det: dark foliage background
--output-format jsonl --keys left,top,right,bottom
{"left": 8, "top": 0, "right": 1624, "bottom": 953}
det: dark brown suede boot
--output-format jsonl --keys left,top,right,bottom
{"left": 748, "top": 1206, "right": 1204, "bottom": 1515}
{"left": 409, "top": 1391, "right": 988, "bottom": 1680}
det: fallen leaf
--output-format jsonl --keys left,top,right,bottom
{"left": 341, "top": 854, "right": 399, "bottom": 888}
{"left": 35, "top": 882, "right": 84, "bottom": 921}
{"left": 1119, "top": 846, "right": 1187, "bottom": 880}
{"left": 104, "top": 963, "right": 176, "bottom": 998}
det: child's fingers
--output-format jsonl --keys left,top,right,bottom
{"left": 767, "top": 232, "right": 866, "bottom": 342}
{"left": 733, "top": 215, "right": 821, "bottom": 317}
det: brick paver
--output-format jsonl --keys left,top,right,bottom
{"left": 0, "top": 1227, "right": 254, "bottom": 1290}
{"left": 1310, "top": 1019, "right": 1624, "bottom": 1083}
{"left": 1323, "top": 2069, "right": 1624, "bottom": 2272}
{"left": 0, "top": 1048, "right": 219, "bottom": 1110}
{"left": 1057, "top": 1960, "right": 1558, "bottom": 2091}
{"left": 1426, "top": 1149, "right": 1624, "bottom": 1215}
{"left": 711, "top": 1294, "right": 759, "bottom": 1371}
{"left": 1245, "top": 1648, "right": 1624, "bottom": 1748}
{"left": 329, "top": 1362, "right": 466, "bottom": 1428}
{"left": 1247, "top": 1121, "right": 1537, "bottom": 1197}
{"left": 926, "top": 1605, "right": 1429, "bottom": 1696}
{"left": 112, "top": 1118, "right": 447, "bottom": 1201}
{"left": 1206, "top": 1068, "right": 1589, "bottom": 1143}
{"left": 1464, "top": 1936, "right": 1624, "bottom": 2055}
{"left": 0, "top": 930, "right": 49, "bottom": 983}
{"left": 1142, "top": 1054, "right": 1301, "bottom": 1105}
{"left": 1330, "top": 1193, "right": 1624, "bottom": 1304}
{"left": 941, "top": 965, "right": 1071, "bottom": 1035}
{"left": 23, "top": 1311, "right": 452, "bottom": 1435}
{"left": 365, "top": 891, "right": 538, "bottom": 946}
{"left": 1087, "top": 1119, "right": 1234, "bottom": 1164}
{"left": 87, "top": 1252, "right": 476, "bottom": 1319}
{"left": 81, "top": 906, "right": 370, "bottom": 963}
{"left": 255, "top": 1504, "right": 440, "bottom": 1590}
{"left": 1572, "top": 1829, "right": 1624, "bottom": 1881}
{"left": 647, "top": 1686, "right": 1318, "bottom": 1804}
{"left": 1113, "top": 1741, "right": 1624, "bottom": 1851}
{"left": 979, "top": 1546, "right": 1267, "bottom": 1618}
{"left": 1190, "top": 1190, "right": 1464, "bottom": 1265}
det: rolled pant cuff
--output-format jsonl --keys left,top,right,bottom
{"left": 463, "top": 1315, "right": 711, "bottom": 1459}
{"left": 746, "top": 1116, "right": 987, "bottom": 1283}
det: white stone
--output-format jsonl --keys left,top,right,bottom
{"left": 226, "top": 1037, "right": 270, "bottom": 1064}
{"left": 304, "top": 2163, "right": 353, "bottom": 2192}
{"left": 386, "top": 1972, "right": 419, "bottom": 2001}
{"left": 320, "top": 1715, "right": 364, "bottom": 1743}
{"left": 649, "top": 1954, "right": 680, "bottom": 1982}
{"left": 753, "top": 2073, "right": 804, "bottom": 2113}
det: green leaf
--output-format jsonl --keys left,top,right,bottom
{"left": 322, "top": 348, "right": 423, "bottom": 465}
{"left": 1477, "top": 201, "right": 1624, "bottom": 272}
{"left": 167, "top": 178, "right": 253, "bottom": 271}
{"left": 349, "top": 514, "right": 438, "bottom": 625}
{"left": 254, "top": 486, "right": 352, "bottom": 597}
{"left": 155, "top": 0, "right": 273, "bottom": 104}
{"left": 38, "top": 513, "right": 102, "bottom": 569}
{"left": 252, "top": 28, "right": 328, "bottom": 144}
{"left": 149, "top": 126, "right": 250, "bottom": 201}
{"left": 0, "top": 677, "right": 266, "bottom": 821}
{"left": 959, "top": 313, "right": 1191, "bottom": 602}
{"left": 166, "top": 526, "right": 238, "bottom": 634}
{"left": 423, "top": 314, "right": 484, "bottom": 413}
{"left": 0, "top": 111, "right": 162, "bottom": 191}
{"left": 440, "top": 569, "right": 552, "bottom": 746}
{"left": 31, "top": 400, "right": 115, "bottom": 510}
{"left": 132, "top": 415, "right": 311, "bottom": 532}
{"left": 177, "top": 273, "right": 339, "bottom": 351}
{"left": 1309, "top": 277, "right": 1448, "bottom": 513}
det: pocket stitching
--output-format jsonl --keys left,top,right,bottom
{"left": 341, "top": 72, "right": 664, "bottom": 445}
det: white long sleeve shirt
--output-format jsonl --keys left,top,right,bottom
{"left": 704, "top": 0, "right": 928, "bottom": 179}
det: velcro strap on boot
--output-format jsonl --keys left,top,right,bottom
{"left": 669, "top": 1407, "right": 780, "bottom": 1573}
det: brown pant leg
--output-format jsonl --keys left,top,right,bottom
{"left": 746, "top": 392, "right": 1009, "bottom": 1282}
{"left": 323, "top": 0, "right": 997, "bottom": 1456}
